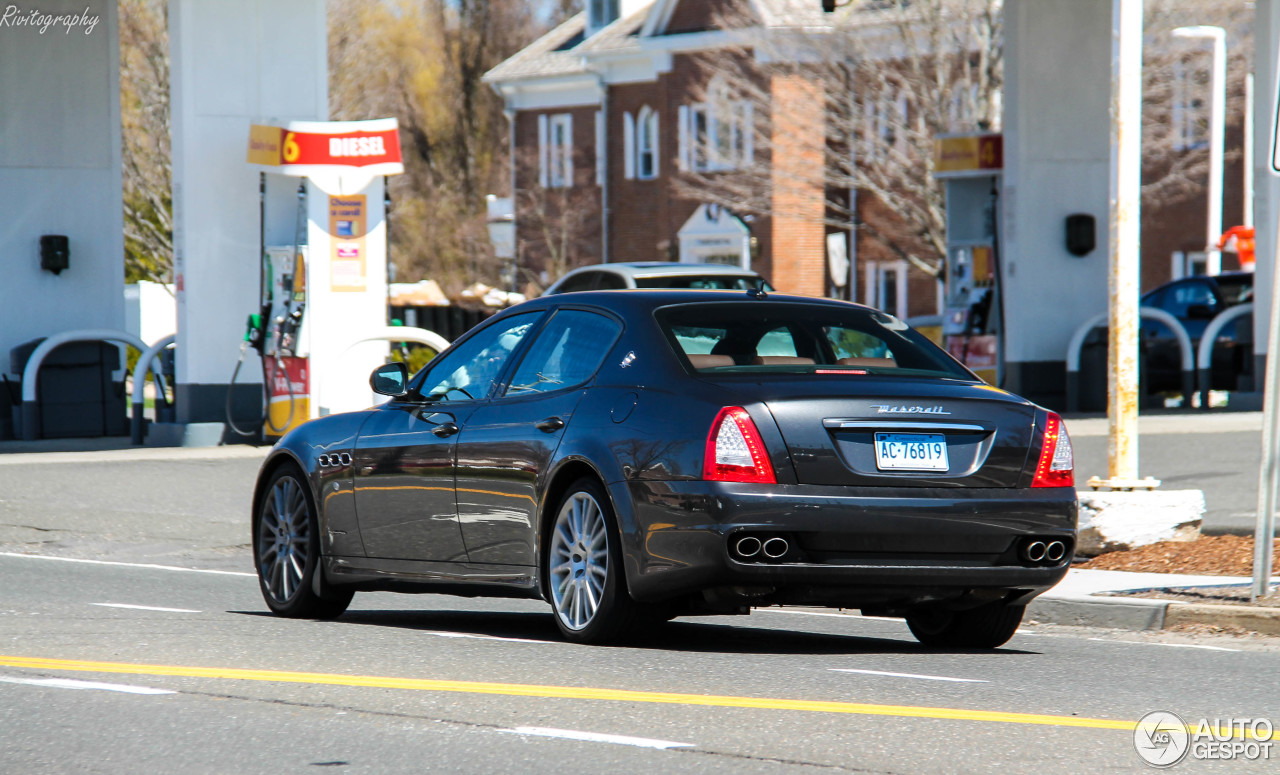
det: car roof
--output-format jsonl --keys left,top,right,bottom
{"left": 565, "top": 262, "right": 762, "bottom": 279}
{"left": 510, "top": 288, "right": 873, "bottom": 314}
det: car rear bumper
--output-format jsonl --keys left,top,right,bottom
{"left": 615, "top": 480, "right": 1078, "bottom": 610}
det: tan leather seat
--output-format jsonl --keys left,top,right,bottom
{"left": 837, "top": 357, "right": 896, "bottom": 368}
{"left": 687, "top": 354, "right": 736, "bottom": 369}
{"left": 753, "top": 356, "right": 816, "bottom": 365}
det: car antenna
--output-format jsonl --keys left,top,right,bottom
{"left": 747, "top": 285, "right": 768, "bottom": 299}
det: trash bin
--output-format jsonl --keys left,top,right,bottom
{"left": 10, "top": 338, "right": 128, "bottom": 438}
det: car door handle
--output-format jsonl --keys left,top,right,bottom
{"left": 432, "top": 422, "right": 460, "bottom": 438}
{"left": 535, "top": 416, "right": 565, "bottom": 433}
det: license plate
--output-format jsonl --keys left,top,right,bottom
{"left": 874, "top": 433, "right": 948, "bottom": 471}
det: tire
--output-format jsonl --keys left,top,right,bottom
{"left": 253, "top": 464, "right": 353, "bottom": 619}
{"left": 906, "top": 602, "right": 1025, "bottom": 649}
{"left": 544, "top": 478, "right": 638, "bottom": 644}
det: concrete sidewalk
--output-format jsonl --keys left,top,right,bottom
{"left": 1030, "top": 567, "right": 1280, "bottom": 636}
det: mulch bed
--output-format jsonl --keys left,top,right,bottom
{"left": 1079, "top": 534, "right": 1280, "bottom": 577}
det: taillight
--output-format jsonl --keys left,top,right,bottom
{"left": 1031, "top": 412, "right": 1074, "bottom": 488}
{"left": 703, "top": 407, "right": 776, "bottom": 484}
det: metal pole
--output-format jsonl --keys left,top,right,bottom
{"left": 1246, "top": 73, "right": 1256, "bottom": 229}
{"left": 1107, "top": 0, "right": 1143, "bottom": 483}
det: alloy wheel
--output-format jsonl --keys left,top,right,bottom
{"left": 549, "top": 491, "right": 610, "bottom": 630}
{"left": 258, "top": 475, "right": 311, "bottom": 604}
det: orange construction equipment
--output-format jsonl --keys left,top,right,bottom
{"left": 1217, "top": 225, "right": 1255, "bottom": 271}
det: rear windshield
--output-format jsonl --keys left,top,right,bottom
{"left": 634, "top": 274, "right": 773, "bottom": 292}
{"left": 656, "top": 302, "right": 973, "bottom": 380}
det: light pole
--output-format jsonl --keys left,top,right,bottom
{"left": 1172, "top": 25, "right": 1226, "bottom": 275}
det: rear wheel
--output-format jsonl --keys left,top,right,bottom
{"left": 906, "top": 602, "right": 1025, "bottom": 649}
{"left": 253, "top": 465, "right": 353, "bottom": 619}
{"left": 545, "top": 478, "right": 638, "bottom": 644}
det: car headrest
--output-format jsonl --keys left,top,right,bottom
{"left": 752, "top": 356, "right": 816, "bottom": 365}
{"left": 687, "top": 354, "right": 736, "bottom": 369}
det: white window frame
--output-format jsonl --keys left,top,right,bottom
{"left": 637, "top": 106, "right": 659, "bottom": 180}
{"left": 680, "top": 86, "right": 751, "bottom": 173}
{"left": 1172, "top": 57, "right": 1209, "bottom": 152}
{"left": 542, "top": 113, "right": 574, "bottom": 189}
{"left": 863, "top": 261, "right": 908, "bottom": 319}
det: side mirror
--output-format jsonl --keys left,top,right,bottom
{"left": 370, "top": 362, "right": 409, "bottom": 397}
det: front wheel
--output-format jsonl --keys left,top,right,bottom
{"left": 253, "top": 465, "right": 353, "bottom": 619}
{"left": 544, "top": 478, "right": 638, "bottom": 644}
{"left": 906, "top": 602, "right": 1025, "bottom": 649}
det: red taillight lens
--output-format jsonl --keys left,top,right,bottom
{"left": 1031, "top": 412, "right": 1074, "bottom": 488}
{"left": 703, "top": 407, "right": 776, "bottom": 484}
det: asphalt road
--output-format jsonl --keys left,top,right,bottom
{"left": 1067, "top": 412, "right": 1271, "bottom": 535}
{"left": 2, "top": 448, "right": 1279, "bottom": 773}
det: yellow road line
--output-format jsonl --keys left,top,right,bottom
{"left": 0, "top": 654, "right": 1134, "bottom": 733}
{"left": 2, "top": 654, "right": 1274, "bottom": 741}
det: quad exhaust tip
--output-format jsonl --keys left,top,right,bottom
{"left": 735, "top": 536, "right": 762, "bottom": 558}
{"left": 761, "top": 537, "right": 789, "bottom": 559}
{"left": 1021, "top": 538, "right": 1068, "bottom": 564}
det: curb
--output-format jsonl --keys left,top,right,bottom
{"left": 1029, "top": 594, "right": 1280, "bottom": 636}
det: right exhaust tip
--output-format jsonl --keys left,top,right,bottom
{"left": 762, "top": 537, "right": 789, "bottom": 559}
{"left": 734, "top": 536, "right": 762, "bottom": 558}
{"left": 1045, "top": 541, "right": 1066, "bottom": 562}
{"left": 1024, "top": 541, "right": 1047, "bottom": 563}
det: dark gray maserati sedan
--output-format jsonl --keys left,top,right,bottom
{"left": 252, "top": 290, "right": 1077, "bottom": 648}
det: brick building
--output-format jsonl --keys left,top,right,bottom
{"left": 485, "top": 0, "right": 1249, "bottom": 316}
{"left": 484, "top": 0, "right": 943, "bottom": 315}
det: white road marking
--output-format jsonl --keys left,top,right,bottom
{"left": 93, "top": 603, "right": 202, "bottom": 614}
{"left": 421, "top": 630, "right": 553, "bottom": 645}
{"left": 830, "top": 668, "right": 989, "bottom": 683}
{"left": 0, "top": 676, "right": 175, "bottom": 695}
{"left": 1087, "top": 638, "right": 1240, "bottom": 653}
{"left": 760, "top": 609, "right": 901, "bottom": 622}
{"left": 0, "top": 552, "right": 253, "bottom": 577}
{"left": 500, "top": 727, "right": 693, "bottom": 750}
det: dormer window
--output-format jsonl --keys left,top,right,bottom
{"left": 587, "top": 0, "right": 620, "bottom": 36}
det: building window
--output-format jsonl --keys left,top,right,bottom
{"left": 587, "top": 0, "right": 620, "bottom": 35}
{"left": 623, "top": 107, "right": 660, "bottom": 181}
{"left": 1172, "top": 58, "right": 1209, "bottom": 151}
{"left": 679, "top": 80, "right": 752, "bottom": 172}
{"left": 865, "top": 261, "right": 908, "bottom": 319}
{"left": 637, "top": 107, "right": 658, "bottom": 179}
{"left": 539, "top": 113, "right": 574, "bottom": 188}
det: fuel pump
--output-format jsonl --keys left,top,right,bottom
{"left": 935, "top": 133, "right": 1004, "bottom": 385}
{"left": 235, "top": 118, "right": 405, "bottom": 439}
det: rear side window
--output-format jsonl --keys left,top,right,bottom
{"left": 634, "top": 274, "right": 773, "bottom": 291}
{"left": 657, "top": 302, "right": 971, "bottom": 379}
{"left": 505, "top": 310, "right": 621, "bottom": 395}
{"left": 555, "top": 272, "right": 598, "bottom": 293}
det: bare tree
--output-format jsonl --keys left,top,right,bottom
{"left": 677, "top": 0, "right": 1004, "bottom": 281}
{"left": 118, "top": 0, "right": 172, "bottom": 284}
{"left": 1140, "top": 0, "right": 1253, "bottom": 210}
{"left": 329, "top": 0, "right": 543, "bottom": 295}
{"left": 515, "top": 145, "right": 600, "bottom": 291}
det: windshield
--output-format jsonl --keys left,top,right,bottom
{"left": 1215, "top": 275, "right": 1253, "bottom": 305}
{"left": 634, "top": 275, "right": 774, "bottom": 291}
{"left": 656, "top": 302, "right": 973, "bottom": 380}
